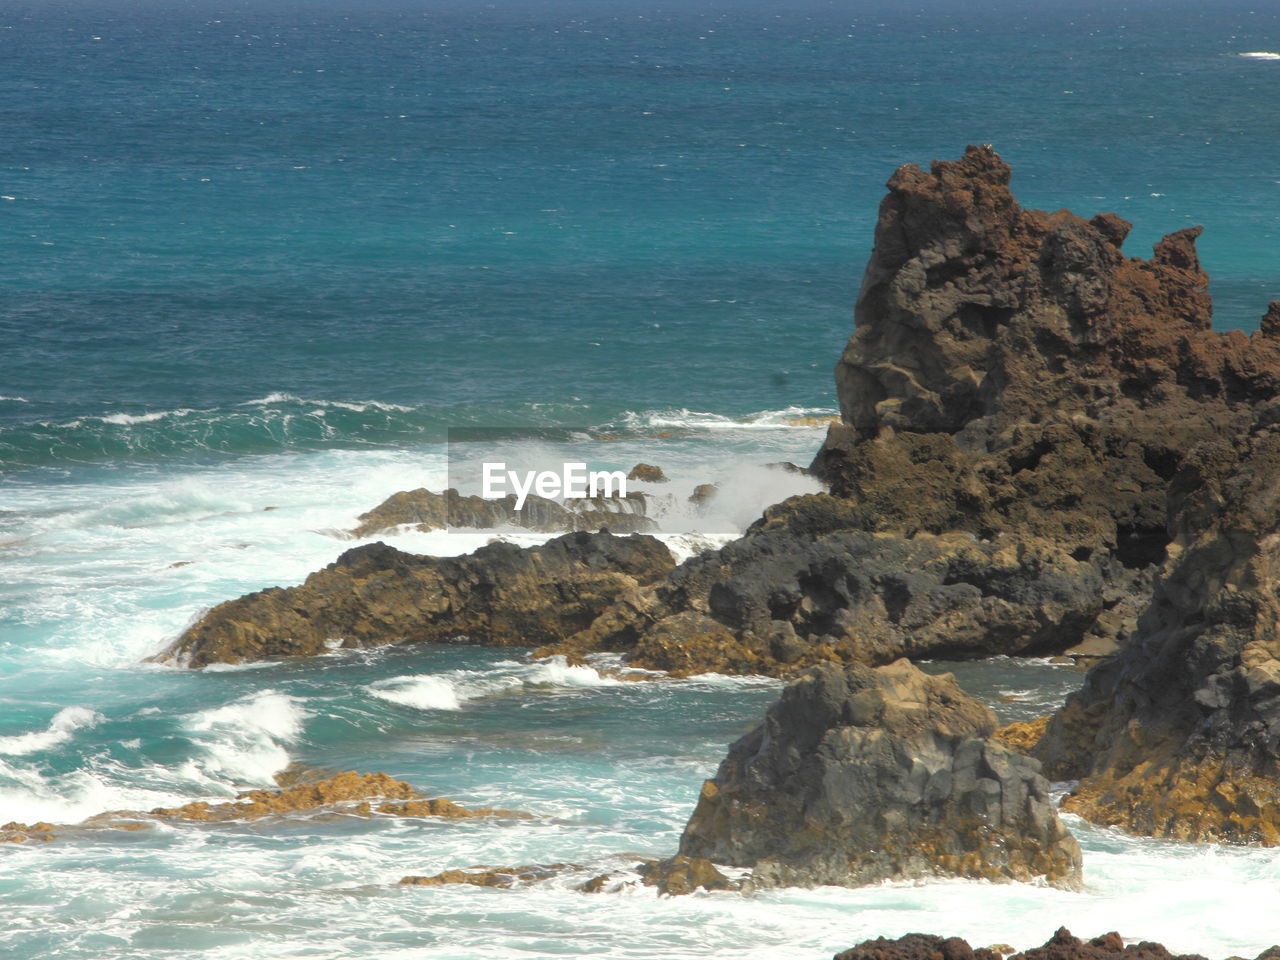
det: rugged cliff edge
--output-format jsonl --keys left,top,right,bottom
{"left": 678, "top": 659, "right": 1082, "bottom": 888}
{"left": 1034, "top": 412, "right": 1280, "bottom": 843}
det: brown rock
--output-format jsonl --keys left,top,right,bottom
{"left": 678, "top": 659, "right": 1082, "bottom": 889}
{"left": 833, "top": 928, "right": 1241, "bottom": 960}
{"left": 141, "top": 770, "right": 529, "bottom": 823}
{"left": 627, "top": 463, "right": 668, "bottom": 483}
{"left": 992, "top": 715, "right": 1050, "bottom": 753}
{"left": 157, "top": 530, "right": 674, "bottom": 667}
{"left": 399, "top": 864, "right": 571, "bottom": 888}
{"left": 1034, "top": 419, "right": 1280, "bottom": 843}
{"left": 638, "top": 855, "right": 736, "bottom": 895}
{"left": 350, "top": 487, "right": 655, "bottom": 538}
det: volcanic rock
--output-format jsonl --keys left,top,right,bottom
{"left": 1034, "top": 415, "right": 1280, "bottom": 843}
{"left": 350, "top": 487, "right": 654, "bottom": 537}
{"left": 544, "top": 145, "right": 1280, "bottom": 677}
{"left": 627, "top": 463, "right": 668, "bottom": 483}
{"left": 141, "top": 770, "right": 529, "bottom": 823}
{"left": 677, "top": 659, "right": 1082, "bottom": 888}
{"left": 638, "top": 855, "right": 737, "bottom": 895}
{"left": 400, "top": 864, "right": 571, "bottom": 888}
{"left": 159, "top": 530, "right": 673, "bottom": 667}
{"left": 833, "top": 928, "right": 1249, "bottom": 960}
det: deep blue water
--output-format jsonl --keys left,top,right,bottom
{"left": 4, "top": 3, "right": 1280, "bottom": 958}
{"left": 3, "top": 0, "right": 1280, "bottom": 468}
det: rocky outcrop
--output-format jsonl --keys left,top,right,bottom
{"left": 400, "top": 864, "right": 571, "bottom": 888}
{"left": 543, "top": 145, "right": 1280, "bottom": 677}
{"left": 637, "top": 855, "right": 736, "bottom": 895}
{"left": 142, "top": 770, "right": 530, "bottom": 823}
{"left": 543, "top": 493, "right": 1122, "bottom": 676}
{"left": 1, "top": 821, "right": 56, "bottom": 843}
{"left": 1034, "top": 417, "right": 1280, "bottom": 843}
{"left": 350, "top": 487, "right": 653, "bottom": 538}
{"left": 677, "top": 659, "right": 1081, "bottom": 888}
{"left": 993, "top": 715, "right": 1050, "bottom": 753}
{"left": 159, "top": 530, "right": 673, "bottom": 667}
{"left": 834, "top": 927, "right": 1277, "bottom": 960}
{"left": 627, "top": 463, "right": 668, "bottom": 483}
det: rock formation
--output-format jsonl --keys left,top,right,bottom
{"left": 1034, "top": 415, "right": 1280, "bottom": 843}
{"left": 350, "top": 487, "right": 653, "bottom": 538}
{"left": 159, "top": 530, "right": 673, "bottom": 667}
{"left": 542, "top": 145, "right": 1280, "bottom": 676}
{"left": 163, "top": 146, "right": 1280, "bottom": 683}
{"left": 543, "top": 493, "right": 1113, "bottom": 676}
{"left": 626, "top": 463, "right": 668, "bottom": 483}
{"left": 833, "top": 927, "right": 1277, "bottom": 960}
{"left": 0, "top": 821, "right": 56, "bottom": 843}
{"left": 637, "top": 855, "right": 736, "bottom": 895}
{"left": 677, "top": 659, "right": 1082, "bottom": 888}
{"left": 400, "top": 864, "right": 571, "bottom": 888}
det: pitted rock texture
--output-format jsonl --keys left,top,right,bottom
{"left": 160, "top": 530, "right": 673, "bottom": 667}
{"left": 1035, "top": 416, "right": 1280, "bottom": 843}
{"left": 677, "top": 659, "right": 1081, "bottom": 888}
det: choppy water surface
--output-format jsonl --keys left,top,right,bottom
{"left": 6, "top": 0, "right": 1280, "bottom": 956}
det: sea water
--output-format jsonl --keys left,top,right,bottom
{"left": 4, "top": 1, "right": 1280, "bottom": 957}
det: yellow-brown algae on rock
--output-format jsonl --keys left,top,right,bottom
{"left": 142, "top": 770, "right": 530, "bottom": 824}
{"left": 1034, "top": 425, "right": 1280, "bottom": 844}
{"left": 399, "top": 864, "right": 573, "bottom": 889}
{"left": 0, "top": 821, "right": 56, "bottom": 843}
{"left": 993, "top": 715, "right": 1051, "bottom": 753}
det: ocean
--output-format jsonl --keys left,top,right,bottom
{"left": 3, "top": 1, "right": 1280, "bottom": 957}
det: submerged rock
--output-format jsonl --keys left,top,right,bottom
{"left": 1035, "top": 418, "right": 1280, "bottom": 843}
{"left": 833, "top": 928, "right": 1258, "bottom": 960}
{"left": 0, "top": 822, "right": 56, "bottom": 843}
{"left": 399, "top": 864, "right": 572, "bottom": 889}
{"left": 142, "top": 770, "right": 529, "bottom": 823}
{"left": 678, "top": 659, "right": 1081, "bottom": 888}
{"left": 159, "top": 530, "right": 673, "bottom": 667}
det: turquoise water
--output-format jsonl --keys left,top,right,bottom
{"left": 5, "top": 1, "right": 1280, "bottom": 957}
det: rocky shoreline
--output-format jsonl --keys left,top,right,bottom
{"left": 134, "top": 146, "right": 1280, "bottom": 950}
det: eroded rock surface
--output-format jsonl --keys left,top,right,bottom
{"left": 1035, "top": 417, "right": 1280, "bottom": 843}
{"left": 160, "top": 530, "right": 673, "bottom": 667}
{"left": 678, "top": 659, "right": 1081, "bottom": 888}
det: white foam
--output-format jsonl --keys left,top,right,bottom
{"left": 367, "top": 656, "right": 622, "bottom": 713}
{"left": 622, "top": 405, "right": 838, "bottom": 433}
{"left": 184, "top": 691, "right": 306, "bottom": 785}
{"left": 368, "top": 675, "right": 463, "bottom": 711}
{"left": 0, "top": 395, "right": 29, "bottom": 402}
{"left": 1239, "top": 51, "right": 1280, "bottom": 59}
{"left": 0, "top": 706, "right": 103, "bottom": 756}
{"left": 98, "top": 408, "right": 195, "bottom": 425}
